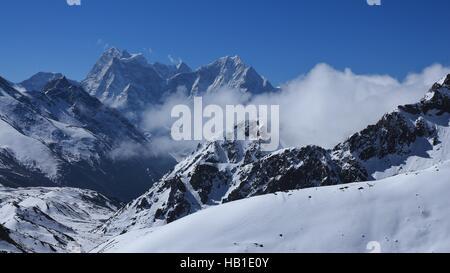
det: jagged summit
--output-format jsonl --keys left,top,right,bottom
{"left": 167, "top": 54, "right": 276, "bottom": 96}
{"left": 102, "top": 47, "right": 131, "bottom": 59}
{"left": 398, "top": 74, "right": 450, "bottom": 115}
{"left": 101, "top": 48, "right": 150, "bottom": 67}
{"left": 82, "top": 48, "right": 164, "bottom": 111}
{"left": 213, "top": 55, "right": 244, "bottom": 65}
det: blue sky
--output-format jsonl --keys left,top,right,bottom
{"left": 1, "top": 0, "right": 449, "bottom": 84}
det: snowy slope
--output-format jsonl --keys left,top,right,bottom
{"left": 0, "top": 186, "right": 119, "bottom": 253}
{"left": 95, "top": 160, "right": 450, "bottom": 253}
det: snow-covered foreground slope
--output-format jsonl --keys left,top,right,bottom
{"left": 0, "top": 186, "right": 119, "bottom": 253}
{"left": 95, "top": 161, "right": 450, "bottom": 253}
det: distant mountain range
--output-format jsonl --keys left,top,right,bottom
{"left": 1, "top": 48, "right": 450, "bottom": 253}
{"left": 82, "top": 48, "right": 276, "bottom": 120}
{"left": 0, "top": 48, "right": 278, "bottom": 202}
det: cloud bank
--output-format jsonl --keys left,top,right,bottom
{"left": 256, "top": 63, "right": 450, "bottom": 149}
{"left": 141, "top": 63, "right": 450, "bottom": 156}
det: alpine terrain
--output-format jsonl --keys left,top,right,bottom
{"left": 98, "top": 74, "right": 450, "bottom": 240}
{"left": 1, "top": 47, "right": 450, "bottom": 253}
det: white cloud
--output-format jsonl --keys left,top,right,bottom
{"left": 253, "top": 63, "right": 450, "bottom": 149}
{"left": 66, "top": 0, "right": 81, "bottom": 6}
{"left": 140, "top": 63, "right": 450, "bottom": 155}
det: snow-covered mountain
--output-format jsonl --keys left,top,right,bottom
{"left": 94, "top": 160, "right": 450, "bottom": 253}
{"left": 0, "top": 185, "right": 119, "bottom": 253}
{"left": 82, "top": 48, "right": 166, "bottom": 118}
{"left": 99, "top": 74, "right": 450, "bottom": 236}
{"left": 2, "top": 49, "right": 450, "bottom": 253}
{"left": 18, "top": 72, "right": 77, "bottom": 92}
{"left": 82, "top": 48, "right": 276, "bottom": 120}
{"left": 334, "top": 74, "right": 450, "bottom": 179}
{"left": 166, "top": 55, "right": 276, "bottom": 96}
{"left": 0, "top": 75, "right": 174, "bottom": 201}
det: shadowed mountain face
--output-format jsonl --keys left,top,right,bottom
{"left": 18, "top": 72, "right": 65, "bottom": 92}
{"left": 0, "top": 76, "right": 175, "bottom": 201}
{"left": 100, "top": 74, "right": 450, "bottom": 236}
{"left": 82, "top": 48, "right": 277, "bottom": 121}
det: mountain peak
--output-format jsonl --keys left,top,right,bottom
{"left": 216, "top": 55, "right": 245, "bottom": 67}
{"left": 103, "top": 47, "right": 127, "bottom": 59}
{"left": 19, "top": 72, "right": 65, "bottom": 92}
{"left": 101, "top": 48, "right": 149, "bottom": 67}
{"left": 230, "top": 55, "right": 242, "bottom": 62}
{"left": 43, "top": 76, "right": 76, "bottom": 94}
